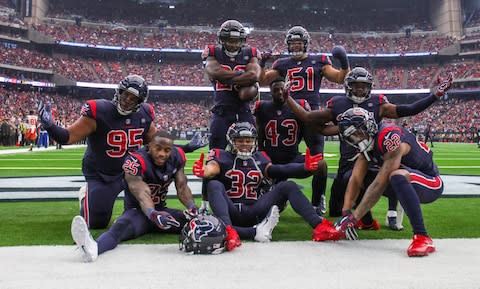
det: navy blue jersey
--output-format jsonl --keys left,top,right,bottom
{"left": 202, "top": 45, "right": 260, "bottom": 109}
{"left": 369, "top": 123, "right": 438, "bottom": 176}
{"left": 207, "top": 149, "right": 271, "bottom": 205}
{"left": 272, "top": 54, "right": 331, "bottom": 106}
{"left": 122, "top": 146, "right": 187, "bottom": 209}
{"left": 326, "top": 94, "right": 389, "bottom": 170}
{"left": 253, "top": 99, "right": 309, "bottom": 163}
{"left": 81, "top": 99, "right": 155, "bottom": 181}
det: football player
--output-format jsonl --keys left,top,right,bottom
{"left": 287, "top": 67, "right": 453, "bottom": 230}
{"left": 260, "top": 26, "right": 350, "bottom": 214}
{"left": 254, "top": 78, "right": 329, "bottom": 214}
{"left": 201, "top": 19, "right": 262, "bottom": 210}
{"left": 71, "top": 131, "right": 197, "bottom": 262}
{"left": 334, "top": 108, "right": 443, "bottom": 257}
{"left": 25, "top": 110, "right": 38, "bottom": 151}
{"left": 38, "top": 75, "right": 204, "bottom": 229}
{"left": 192, "top": 122, "right": 342, "bottom": 252}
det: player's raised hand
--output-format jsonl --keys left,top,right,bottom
{"left": 148, "top": 209, "right": 180, "bottom": 230}
{"left": 334, "top": 213, "right": 358, "bottom": 240}
{"left": 192, "top": 153, "right": 205, "bottom": 178}
{"left": 434, "top": 73, "right": 453, "bottom": 98}
{"left": 37, "top": 100, "right": 53, "bottom": 128}
{"left": 304, "top": 147, "right": 324, "bottom": 171}
{"left": 331, "top": 45, "right": 350, "bottom": 70}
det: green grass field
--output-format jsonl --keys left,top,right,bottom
{"left": 0, "top": 142, "right": 479, "bottom": 246}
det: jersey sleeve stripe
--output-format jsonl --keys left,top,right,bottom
{"left": 87, "top": 100, "right": 97, "bottom": 119}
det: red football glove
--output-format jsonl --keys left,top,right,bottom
{"left": 434, "top": 73, "right": 453, "bottom": 98}
{"left": 304, "top": 147, "right": 324, "bottom": 171}
{"left": 192, "top": 152, "right": 205, "bottom": 177}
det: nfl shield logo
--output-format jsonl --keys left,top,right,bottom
{"left": 163, "top": 175, "right": 168, "bottom": 181}
{"left": 277, "top": 110, "right": 282, "bottom": 116}
{"left": 243, "top": 161, "right": 247, "bottom": 166}
{"left": 126, "top": 119, "right": 131, "bottom": 125}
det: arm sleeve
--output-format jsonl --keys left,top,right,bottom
{"left": 267, "top": 163, "right": 310, "bottom": 179}
{"left": 396, "top": 94, "right": 436, "bottom": 117}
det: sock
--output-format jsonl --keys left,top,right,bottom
{"left": 390, "top": 174, "right": 427, "bottom": 235}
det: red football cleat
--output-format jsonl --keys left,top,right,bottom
{"left": 355, "top": 219, "right": 380, "bottom": 230}
{"left": 225, "top": 225, "right": 242, "bottom": 251}
{"left": 312, "top": 219, "right": 345, "bottom": 241}
{"left": 407, "top": 234, "right": 435, "bottom": 257}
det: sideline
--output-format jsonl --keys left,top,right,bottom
{"left": 0, "top": 239, "right": 479, "bottom": 289}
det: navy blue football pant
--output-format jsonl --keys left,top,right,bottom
{"left": 207, "top": 180, "right": 322, "bottom": 240}
{"left": 80, "top": 177, "right": 125, "bottom": 229}
{"left": 301, "top": 103, "right": 327, "bottom": 207}
{"left": 385, "top": 168, "right": 443, "bottom": 235}
{"left": 96, "top": 207, "right": 186, "bottom": 255}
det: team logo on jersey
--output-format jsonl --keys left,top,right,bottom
{"left": 122, "top": 159, "right": 140, "bottom": 175}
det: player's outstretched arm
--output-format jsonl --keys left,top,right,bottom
{"left": 382, "top": 73, "right": 454, "bottom": 119}
{"left": 38, "top": 101, "right": 95, "bottom": 145}
{"left": 192, "top": 153, "right": 221, "bottom": 179}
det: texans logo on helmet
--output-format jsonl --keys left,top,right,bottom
{"left": 189, "top": 219, "right": 215, "bottom": 242}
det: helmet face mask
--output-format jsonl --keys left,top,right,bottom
{"left": 114, "top": 75, "right": 149, "bottom": 115}
{"left": 218, "top": 20, "right": 246, "bottom": 58}
{"left": 338, "top": 108, "right": 378, "bottom": 154}
{"left": 285, "top": 26, "right": 310, "bottom": 58}
{"left": 345, "top": 67, "right": 373, "bottom": 104}
{"left": 179, "top": 214, "right": 227, "bottom": 255}
{"left": 226, "top": 122, "right": 258, "bottom": 159}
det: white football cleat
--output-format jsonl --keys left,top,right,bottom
{"left": 385, "top": 204, "right": 404, "bottom": 231}
{"left": 254, "top": 205, "right": 280, "bottom": 242}
{"left": 71, "top": 215, "right": 98, "bottom": 262}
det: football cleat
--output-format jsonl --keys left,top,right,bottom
{"left": 71, "top": 215, "right": 98, "bottom": 262}
{"left": 355, "top": 219, "right": 380, "bottom": 230}
{"left": 385, "top": 209, "right": 404, "bottom": 231}
{"left": 314, "top": 195, "right": 327, "bottom": 216}
{"left": 254, "top": 205, "right": 280, "bottom": 242}
{"left": 225, "top": 225, "right": 241, "bottom": 251}
{"left": 312, "top": 218, "right": 344, "bottom": 241}
{"left": 407, "top": 234, "right": 435, "bottom": 257}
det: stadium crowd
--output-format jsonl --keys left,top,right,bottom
{"left": 1, "top": 86, "right": 479, "bottom": 146}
